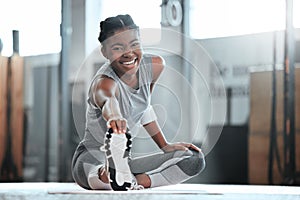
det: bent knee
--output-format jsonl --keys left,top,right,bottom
{"left": 72, "top": 166, "right": 91, "bottom": 189}
{"left": 196, "top": 151, "right": 206, "bottom": 174}
{"left": 88, "top": 172, "right": 111, "bottom": 190}
{"left": 176, "top": 151, "right": 205, "bottom": 176}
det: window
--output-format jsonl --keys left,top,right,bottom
{"left": 0, "top": 0, "right": 61, "bottom": 56}
{"left": 96, "top": 0, "right": 162, "bottom": 46}
{"left": 189, "top": 0, "right": 299, "bottom": 39}
{"left": 99, "top": 0, "right": 161, "bottom": 29}
{"left": 294, "top": 0, "right": 300, "bottom": 28}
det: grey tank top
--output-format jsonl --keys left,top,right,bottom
{"left": 81, "top": 54, "right": 153, "bottom": 148}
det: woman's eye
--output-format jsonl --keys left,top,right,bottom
{"left": 132, "top": 42, "right": 140, "bottom": 47}
{"left": 112, "top": 47, "right": 123, "bottom": 51}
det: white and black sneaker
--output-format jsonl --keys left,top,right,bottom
{"left": 129, "top": 176, "right": 144, "bottom": 190}
{"left": 103, "top": 128, "right": 133, "bottom": 191}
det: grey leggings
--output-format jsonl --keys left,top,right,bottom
{"left": 72, "top": 142, "right": 205, "bottom": 190}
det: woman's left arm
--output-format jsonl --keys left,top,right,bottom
{"left": 144, "top": 56, "right": 201, "bottom": 153}
{"left": 150, "top": 55, "right": 165, "bottom": 93}
{"left": 143, "top": 55, "right": 169, "bottom": 149}
{"left": 143, "top": 120, "right": 200, "bottom": 152}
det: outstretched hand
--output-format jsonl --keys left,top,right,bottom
{"left": 161, "top": 142, "right": 201, "bottom": 153}
{"left": 107, "top": 117, "right": 127, "bottom": 134}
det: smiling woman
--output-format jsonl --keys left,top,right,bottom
{"left": 71, "top": 14, "right": 205, "bottom": 191}
{"left": 100, "top": 30, "right": 142, "bottom": 83}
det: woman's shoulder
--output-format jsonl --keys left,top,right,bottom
{"left": 142, "top": 53, "right": 165, "bottom": 82}
{"left": 90, "top": 62, "right": 118, "bottom": 93}
{"left": 95, "top": 62, "right": 114, "bottom": 77}
{"left": 143, "top": 53, "right": 165, "bottom": 65}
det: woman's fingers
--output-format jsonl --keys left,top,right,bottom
{"left": 181, "top": 142, "right": 201, "bottom": 152}
{"left": 107, "top": 118, "right": 127, "bottom": 133}
{"left": 175, "top": 144, "right": 188, "bottom": 151}
{"left": 163, "top": 144, "right": 187, "bottom": 152}
{"left": 115, "top": 119, "right": 126, "bottom": 133}
{"left": 163, "top": 142, "right": 202, "bottom": 153}
{"left": 189, "top": 144, "right": 201, "bottom": 152}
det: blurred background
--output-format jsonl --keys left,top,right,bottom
{"left": 0, "top": 0, "right": 299, "bottom": 186}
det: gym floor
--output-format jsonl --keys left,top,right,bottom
{"left": 0, "top": 182, "right": 299, "bottom": 200}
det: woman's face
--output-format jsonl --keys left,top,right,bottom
{"left": 101, "top": 29, "right": 143, "bottom": 78}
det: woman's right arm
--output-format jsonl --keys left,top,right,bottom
{"left": 90, "top": 76, "right": 127, "bottom": 134}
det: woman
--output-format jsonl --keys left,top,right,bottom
{"left": 71, "top": 14, "right": 205, "bottom": 191}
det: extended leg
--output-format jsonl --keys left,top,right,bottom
{"left": 129, "top": 149, "right": 205, "bottom": 188}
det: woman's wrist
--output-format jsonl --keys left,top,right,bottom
{"left": 106, "top": 116, "right": 126, "bottom": 126}
{"left": 160, "top": 142, "right": 169, "bottom": 151}
{"left": 106, "top": 114, "right": 123, "bottom": 121}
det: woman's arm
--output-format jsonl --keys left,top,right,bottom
{"left": 143, "top": 120, "right": 190, "bottom": 152}
{"left": 143, "top": 120, "right": 167, "bottom": 149}
{"left": 90, "top": 76, "right": 127, "bottom": 134}
{"left": 144, "top": 55, "right": 201, "bottom": 152}
{"left": 143, "top": 120, "right": 200, "bottom": 152}
{"left": 143, "top": 56, "right": 169, "bottom": 149}
{"left": 150, "top": 55, "right": 165, "bottom": 93}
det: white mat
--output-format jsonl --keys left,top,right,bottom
{"left": 47, "top": 183, "right": 300, "bottom": 195}
{"left": 47, "top": 183, "right": 219, "bottom": 195}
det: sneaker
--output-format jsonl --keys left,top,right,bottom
{"left": 128, "top": 176, "right": 144, "bottom": 190}
{"left": 103, "top": 128, "right": 133, "bottom": 191}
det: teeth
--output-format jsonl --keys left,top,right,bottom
{"left": 122, "top": 59, "right": 135, "bottom": 65}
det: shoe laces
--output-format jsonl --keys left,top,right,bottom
{"left": 128, "top": 182, "right": 144, "bottom": 190}
{"left": 128, "top": 177, "right": 144, "bottom": 190}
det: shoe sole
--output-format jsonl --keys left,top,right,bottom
{"left": 104, "top": 128, "right": 132, "bottom": 191}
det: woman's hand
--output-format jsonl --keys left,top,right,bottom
{"left": 107, "top": 117, "right": 127, "bottom": 134}
{"left": 161, "top": 142, "right": 201, "bottom": 153}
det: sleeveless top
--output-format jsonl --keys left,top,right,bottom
{"left": 81, "top": 54, "right": 153, "bottom": 148}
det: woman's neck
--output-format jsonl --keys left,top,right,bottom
{"left": 122, "top": 73, "right": 139, "bottom": 89}
{"left": 115, "top": 70, "right": 139, "bottom": 89}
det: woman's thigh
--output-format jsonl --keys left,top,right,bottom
{"left": 128, "top": 150, "right": 194, "bottom": 174}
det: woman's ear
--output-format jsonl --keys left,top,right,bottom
{"left": 101, "top": 46, "right": 108, "bottom": 59}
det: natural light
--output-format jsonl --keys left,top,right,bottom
{"left": 0, "top": 0, "right": 61, "bottom": 56}
{"left": 98, "top": 0, "right": 162, "bottom": 46}
{"left": 0, "top": 0, "right": 160, "bottom": 56}
{"left": 189, "top": 0, "right": 300, "bottom": 39}
{"left": 98, "top": 0, "right": 161, "bottom": 29}
{"left": 1, "top": 0, "right": 299, "bottom": 56}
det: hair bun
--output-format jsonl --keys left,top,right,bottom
{"left": 98, "top": 14, "right": 139, "bottom": 43}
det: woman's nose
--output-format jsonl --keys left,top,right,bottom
{"left": 123, "top": 48, "right": 134, "bottom": 57}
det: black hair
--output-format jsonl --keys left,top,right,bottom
{"left": 98, "top": 14, "right": 139, "bottom": 43}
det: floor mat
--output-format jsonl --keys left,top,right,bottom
{"left": 47, "top": 183, "right": 222, "bottom": 195}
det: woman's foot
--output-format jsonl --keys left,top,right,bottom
{"left": 98, "top": 166, "right": 109, "bottom": 184}
{"left": 135, "top": 174, "right": 151, "bottom": 188}
{"left": 103, "top": 128, "right": 133, "bottom": 191}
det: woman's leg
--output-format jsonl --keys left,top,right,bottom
{"left": 72, "top": 127, "right": 134, "bottom": 191}
{"left": 71, "top": 143, "right": 111, "bottom": 190}
{"left": 102, "top": 128, "right": 133, "bottom": 190}
{"left": 129, "top": 149, "right": 205, "bottom": 188}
